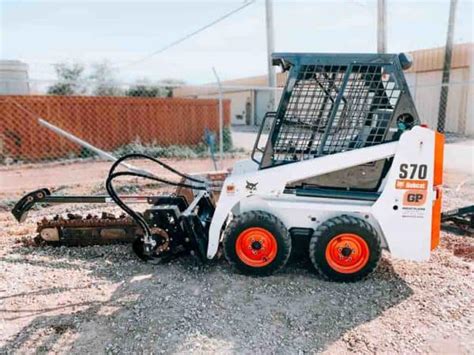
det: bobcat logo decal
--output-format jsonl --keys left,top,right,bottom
{"left": 245, "top": 180, "right": 258, "bottom": 193}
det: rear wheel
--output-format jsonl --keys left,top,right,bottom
{"left": 309, "top": 215, "right": 381, "bottom": 282}
{"left": 223, "top": 211, "right": 291, "bottom": 276}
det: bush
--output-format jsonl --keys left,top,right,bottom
{"left": 125, "top": 85, "right": 171, "bottom": 98}
{"left": 113, "top": 138, "right": 208, "bottom": 159}
{"left": 222, "top": 126, "right": 233, "bottom": 152}
{"left": 112, "top": 126, "right": 236, "bottom": 160}
{"left": 47, "top": 63, "right": 86, "bottom": 96}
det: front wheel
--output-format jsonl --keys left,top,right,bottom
{"left": 309, "top": 215, "right": 381, "bottom": 282}
{"left": 223, "top": 211, "right": 291, "bottom": 276}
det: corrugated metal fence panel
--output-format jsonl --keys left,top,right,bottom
{"left": 406, "top": 43, "right": 473, "bottom": 73}
{"left": 410, "top": 68, "right": 472, "bottom": 134}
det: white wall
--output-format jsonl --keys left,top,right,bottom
{"left": 197, "top": 90, "right": 253, "bottom": 125}
{"left": 255, "top": 89, "right": 283, "bottom": 126}
{"left": 0, "top": 60, "right": 30, "bottom": 95}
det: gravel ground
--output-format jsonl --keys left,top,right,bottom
{"left": 0, "top": 164, "right": 473, "bottom": 354}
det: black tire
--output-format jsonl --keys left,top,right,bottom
{"left": 223, "top": 211, "right": 291, "bottom": 276}
{"left": 309, "top": 215, "right": 381, "bottom": 282}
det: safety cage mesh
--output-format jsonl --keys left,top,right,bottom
{"left": 260, "top": 60, "right": 407, "bottom": 168}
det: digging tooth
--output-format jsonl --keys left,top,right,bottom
{"left": 67, "top": 213, "right": 82, "bottom": 220}
{"left": 35, "top": 213, "right": 144, "bottom": 246}
{"left": 101, "top": 212, "right": 116, "bottom": 219}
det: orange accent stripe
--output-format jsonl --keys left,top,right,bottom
{"left": 433, "top": 132, "right": 445, "bottom": 186}
{"left": 431, "top": 132, "right": 444, "bottom": 250}
{"left": 431, "top": 187, "right": 442, "bottom": 250}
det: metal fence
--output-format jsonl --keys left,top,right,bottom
{"left": 0, "top": 89, "right": 231, "bottom": 165}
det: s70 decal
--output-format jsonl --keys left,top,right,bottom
{"left": 399, "top": 164, "right": 428, "bottom": 180}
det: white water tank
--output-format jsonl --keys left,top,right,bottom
{"left": 0, "top": 60, "right": 30, "bottom": 95}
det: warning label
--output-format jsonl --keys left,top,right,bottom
{"left": 401, "top": 207, "right": 426, "bottom": 219}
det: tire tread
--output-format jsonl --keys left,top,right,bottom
{"left": 309, "top": 215, "right": 381, "bottom": 282}
{"left": 223, "top": 211, "right": 291, "bottom": 276}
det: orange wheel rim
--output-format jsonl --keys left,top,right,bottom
{"left": 235, "top": 227, "right": 278, "bottom": 267}
{"left": 325, "top": 233, "right": 370, "bottom": 274}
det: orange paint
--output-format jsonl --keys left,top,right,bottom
{"left": 235, "top": 227, "right": 278, "bottom": 267}
{"left": 325, "top": 233, "right": 370, "bottom": 274}
{"left": 431, "top": 132, "right": 444, "bottom": 250}
{"left": 433, "top": 132, "right": 445, "bottom": 187}
{"left": 431, "top": 187, "right": 442, "bottom": 250}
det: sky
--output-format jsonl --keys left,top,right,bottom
{"left": 1, "top": 0, "right": 473, "bottom": 84}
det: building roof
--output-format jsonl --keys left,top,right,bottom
{"left": 173, "top": 72, "right": 288, "bottom": 97}
{"left": 174, "top": 43, "right": 473, "bottom": 97}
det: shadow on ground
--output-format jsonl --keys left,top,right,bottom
{"left": 0, "top": 241, "right": 413, "bottom": 353}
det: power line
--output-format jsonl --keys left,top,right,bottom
{"left": 118, "top": 0, "right": 256, "bottom": 69}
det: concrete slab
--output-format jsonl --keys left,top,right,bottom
{"left": 444, "top": 139, "right": 474, "bottom": 175}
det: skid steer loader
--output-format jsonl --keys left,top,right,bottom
{"left": 12, "top": 52, "right": 444, "bottom": 282}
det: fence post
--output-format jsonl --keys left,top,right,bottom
{"left": 437, "top": 0, "right": 458, "bottom": 133}
{"left": 212, "top": 67, "right": 224, "bottom": 163}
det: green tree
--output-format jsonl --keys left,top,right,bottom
{"left": 158, "top": 78, "right": 185, "bottom": 97}
{"left": 125, "top": 84, "right": 162, "bottom": 97}
{"left": 47, "top": 63, "right": 86, "bottom": 96}
{"left": 125, "top": 79, "right": 185, "bottom": 98}
{"left": 89, "top": 61, "right": 122, "bottom": 96}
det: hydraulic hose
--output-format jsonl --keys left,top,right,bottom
{"left": 105, "top": 153, "right": 208, "bottom": 253}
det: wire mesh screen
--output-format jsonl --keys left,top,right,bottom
{"left": 262, "top": 62, "right": 404, "bottom": 167}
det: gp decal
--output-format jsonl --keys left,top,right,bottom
{"left": 396, "top": 179, "right": 428, "bottom": 190}
{"left": 403, "top": 190, "right": 427, "bottom": 206}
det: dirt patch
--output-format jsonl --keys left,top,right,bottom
{"left": 442, "top": 235, "right": 474, "bottom": 261}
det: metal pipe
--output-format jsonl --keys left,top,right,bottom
{"left": 377, "top": 0, "right": 387, "bottom": 53}
{"left": 212, "top": 67, "right": 224, "bottom": 163}
{"left": 437, "top": 0, "right": 458, "bottom": 133}
{"left": 38, "top": 118, "right": 152, "bottom": 176}
{"left": 265, "top": 0, "right": 276, "bottom": 110}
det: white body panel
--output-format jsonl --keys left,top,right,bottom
{"left": 207, "top": 127, "right": 436, "bottom": 262}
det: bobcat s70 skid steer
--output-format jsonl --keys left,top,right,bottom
{"left": 13, "top": 52, "right": 444, "bottom": 282}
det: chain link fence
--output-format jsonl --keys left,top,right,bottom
{"left": 0, "top": 83, "right": 233, "bottom": 166}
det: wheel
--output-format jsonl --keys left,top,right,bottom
{"left": 223, "top": 211, "right": 291, "bottom": 276}
{"left": 309, "top": 215, "right": 381, "bottom": 282}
